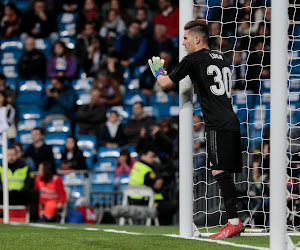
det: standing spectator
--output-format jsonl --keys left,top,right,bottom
{"left": 92, "top": 70, "right": 122, "bottom": 106}
{"left": 105, "top": 51, "right": 124, "bottom": 85}
{"left": 60, "top": 136, "right": 87, "bottom": 171}
{"left": 18, "top": 37, "right": 47, "bottom": 81}
{"left": 0, "top": 73, "right": 16, "bottom": 106}
{"left": 12, "top": 142, "right": 35, "bottom": 171}
{"left": 153, "top": 0, "right": 179, "bottom": 38}
{"left": 99, "top": 111, "right": 127, "bottom": 147}
{"left": 0, "top": 146, "right": 39, "bottom": 222}
{"left": 24, "top": 127, "right": 55, "bottom": 171}
{"left": 136, "top": 8, "right": 153, "bottom": 40}
{"left": 34, "top": 162, "right": 66, "bottom": 222}
{"left": 41, "top": 77, "right": 77, "bottom": 125}
{"left": 47, "top": 41, "right": 78, "bottom": 81}
{"left": 115, "top": 20, "right": 147, "bottom": 68}
{"left": 76, "top": 0, "right": 102, "bottom": 34}
{"left": 0, "top": 91, "right": 16, "bottom": 142}
{"left": 21, "top": 0, "right": 58, "bottom": 44}
{"left": 99, "top": 8, "right": 126, "bottom": 51}
{"left": 193, "top": 115, "right": 206, "bottom": 170}
{"left": 77, "top": 88, "right": 107, "bottom": 136}
{"left": 123, "top": 101, "right": 155, "bottom": 145}
{"left": 0, "top": 3, "right": 21, "bottom": 39}
{"left": 115, "top": 148, "right": 136, "bottom": 177}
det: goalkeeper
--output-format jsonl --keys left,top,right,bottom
{"left": 148, "top": 19, "right": 244, "bottom": 238}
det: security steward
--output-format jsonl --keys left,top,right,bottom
{"left": 129, "top": 148, "right": 177, "bottom": 225}
{"left": 0, "top": 146, "right": 38, "bottom": 221}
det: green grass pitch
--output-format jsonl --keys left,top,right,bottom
{"left": 0, "top": 223, "right": 299, "bottom": 249}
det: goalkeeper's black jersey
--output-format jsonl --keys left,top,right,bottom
{"left": 169, "top": 48, "right": 240, "bottom": 132}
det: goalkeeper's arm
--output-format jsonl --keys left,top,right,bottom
{"left": 157, "top": 75, "right": 175, "bottom": 90}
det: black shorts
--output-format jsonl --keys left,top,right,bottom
{"left": 206, "top": 130, "right": 243, "bottom": 173}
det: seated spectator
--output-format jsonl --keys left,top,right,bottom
{"left": 76, "top": 0, "right": 102, "bottom": 34}
{"left": 127, "top": 0, "right": 153, "bottom": 21}
{"left": 12, "top": 142, "right": 35, "bottom": 171}
{"left": 114, "top": 19, "right": 147, "bottom": 68}
{"left": 124, "top": 101, "right": 155, "bottom": 145}
{"left": 115, "top": 148, "right": 136, "bottom": 177}
{"left": 18, "top": 36, "right": 47, "bottom": 81}
{"left": 0, "top": 146, "right": 39, "bottom": 222}
{"left": 0, "top": 73, "right": 16, "bottom": 106}
{"left": 129, "top": 148, "right": 177, "bottom": 225}
{"left": 41, "top": 77, "right": 77, "bottom": 125}
{"left": 0, "top": 3, "right": 21, "bottom": 39}
{"left": 60, "top": 136, "right": 87, "bottom": 171}
{"left": 105, "top": 51, "right": 124, "bottom": 85}
{"left": 20, "top": 0, "right": 58, "bottom": 44}
{"left": 139, "top": 50, "right": 176, "bottom": 97}
{"left": 99, "top": 111, "right": 127, "bottom": 147}
{"left": 47, "top": 41, "right": 77, "bottom": 81}
{"left": 99, "top": 8, "right": 126, "bottom": 52}
{"left": 34, "top": 162, "right": 66, "bottom": 222}
{"left": 153, "top": 0, "right": 179, "bottom": 38}
{"left": 92, "top": 70, "right": 122, "bottom": 106}
{"left": 0, "top": 91, "right": 16, "bottom": 142}
{"left": 74, "top": 23, "right": 100, "bottom": 74}
{"left": 148, "top": 24, "right": 175, "bottom": 58}
{"left": 78, "top": 88, "right": 107, "bottom": 136}
{"left": 135, "top": 8, "right": 153, "bottom": 40}
{"left": 24, "top": 127, "right": 55, "bottom": 171}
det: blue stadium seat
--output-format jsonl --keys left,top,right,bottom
{"left": 76, "top": 90, "right": 90, "bottom": 106}
{"left": 5, "top": 78, "right": 17, "bottom": 90}
{"left": 17, "top": 80, "right": 43, "bottom": 105}
{"left": 260, "top": 79, "right": 271, "bottom": 93}
{"left": 118, "top": 174, "right": 130, "bottom": 191}
{"left": 107, "top": 106, "right": 132, "bottom": 122}
{"left": 58, "top": 13, "right": 78, "bottom": 37}
{"left": 288, "top": 78, "right": 300, "bottom": 92}
{"left": 35, "top": 38, "right": 51, "bottom": 56}
{"left": 44, "top": 133, "right": 68, "bottom": 167}
{"left": 0, "top": 65, "right": 18, "bottom": 79}
{"left": 152, "top": 104, "right": 172, "bottom": 118}
{"left": 232, "top": 91, "right": 255, "bottom": 108}
{"left": 288, "top": 104, "right": 300, "bottom": 126}
{"left": 9, "top": 0, "right": 28, "bottom": 12}
{"left": 59, "top": 37, "right": 76, "bottom": 50}
{"left": 93, "top": 158, "right": 116, "bottom": 172}
{"left": 77, "top": 135, "right": 97, "bottom": 150}
{"left": 81, "top": 148, "right": 94, "bottom": 170}
{"left": 248, "top": 105, "right": 270, "bottom": 128}
{"left": 61, "top": 172, "right": 86, "bottom": 198}
{"left": 15, "top": 131, "right": 33, "bottom": 149}
{"left": 17, "top": 105, "right": 43, "bottom": 120}
{"left": 45, "top": 120, "right": 71, "bottom": 136}
{"left": 123, "top": 92, "right": 147, "bottom": 107}
{"left": 149, "top": 93, "right": 173, "bottom": 106}
{"left": 72, "top": 78, "right": 93, "bottom": 91}
{"left": 97, "top": 147, "right": 120, "bottom": 161}
{"left": 0, "top": 40, "right": 23, "bottom": 51}
{"left": 0, "top": 51, "right": 22, "bottom": 65}
{"left": 17, "top": 119, "right": 41, "bottom": 132}
{"left": 91, "top": 172, "right": 115, "bottom": 191}
{"left": 288, "top": 92, "right": 300, "bottom": 108}
{"left": 174, "top": 94, "right": 179, "bottom": 106}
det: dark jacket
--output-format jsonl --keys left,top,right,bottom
{"left": 99, "top": 123, "right": 127, "bottom": 147}
{"left": 18, "top": 49, "right": 47, "bottom": 80}
{"left": 60, "top": 148, "right": 87, "bottom": 170}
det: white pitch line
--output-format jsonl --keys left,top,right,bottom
{"left": 103, "top": 229, "right": 145, "bottom": 235}
{"left": 9, "top": 222, "right": 68, "bottom": 230}
{"left": 163, "top": 234, "right": 269, "bottom": 250}
{"left": 84, "top": 228, "right": 100, "bottom": 231}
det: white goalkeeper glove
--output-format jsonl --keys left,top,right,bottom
{"left": 148, "top": 56, "right": 166, "bottom": 78}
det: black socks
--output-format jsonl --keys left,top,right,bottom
{"left": 214, "top": 171, "right": 238, "bottom": 219}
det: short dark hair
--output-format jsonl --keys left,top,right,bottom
{"left": 32, "top": 127, "right": 45, "bottom": 135}
{"left": 139, "top": 148, "right": 154, "bottom": 157}
{"left": 184, "top": 20, "right": 210, "bottom": 45}
{"left": 130, "top": 19, "right": 141, "bottom": 26}
{"left": 0, "top": 73, "right": 6, "bottom": 80}
{"left": 133, "top": 101, "right": 144, "bottom": 108}
{"left": 8, "top": 145, "right": 17, "bottom": 152}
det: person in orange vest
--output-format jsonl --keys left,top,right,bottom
{"left": 34, "top": 162, "right": 66, "bottom": 222}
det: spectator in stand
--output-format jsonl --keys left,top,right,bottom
{"left": 139, "top": 50, "right": 176, "bottom": 97}
{"left": 115, "top": 20, "right": 147, "bottom": 68}
{"left": 209, "top": 22, "right": 220, "bottom": 48}
{"left": 115, "top": 148, "right": 136, "bottom": 177}
{"left": 127, "top": 0, "right": 153, "bottom": 21}
{"left": 41, "top": 77, "right": 77, "bottom": 126}
{"left": 12, "top": 142, "right": 35, "bottom": 171}
{"left": 47, "top": 41, "right": 78, "bottom": 81}
{"left": 34, "top": 161, "right": 66, "bottom": 222}
{"left": 105, "top": 51, "right": 124, "bottom": 85}
{"left": 232, "top": 51, "right": 247, "bottom": 91}
{"left": 0, "top": 146, "right": 39, "bottom": 222}
{"left": 58, "top": 0, "right": 82, "bottom": 12}
{"left": 76, "top": 0, "right": 102, "bottom": 34}
{"left": 193, "top": 115, "right": 206, "bottom": 170}
{"left": 124, "top": 101, "right": 155, "bottom": 145}
{"left": 18, "top": 36, "right": 47, "bottom": 81}
{"left": 92, "top": 70, "right": 122, "bottom": 107}
{"left": 99, "top": 8, "right": 126, "bottom": 52}
{"left": 98, "top": 111, "right": 127, "bottom": 148}
{"left": 60, "top": 136, "right": 87, "bottom": 171}
{"left": 109, "top": 0, "right": 130, "bottom": 25}
{"left": 77, "top": 88, "right": 107, "bottom": 136}
{"left": 236, "top": 17, "right": 251, "bottom": 51}
{"left": 0, "top": 73, "right": 16, "bottom": 106}
{"left": 153, "top": 0, "right": 179, "bottom": 38}
{"left": 21, "top": 0, "right": 58, "bottom": 44}
{"left": 210, "top": 36, "right": 233, "bottom": 62}
{"left": 0, "top": 91, "right": 16, "bottom": 142}
{"left": 136, "top": 8, "right": 153, "bottom": 40}
{"left": 27, "top": 0, "right": 56, "bottom": 12}
{"left": 0, "top": 3, "right": 21, "bottom": 39}
{"left": 210, "top": 0, "right": 237, "bottom": 36}
{"left": 148, "top": 24, "right": 175, "bottom": 58}
{"left": 24, "top": 127, "right": 55, "bottom": 171}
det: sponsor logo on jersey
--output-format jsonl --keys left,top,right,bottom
{"left": 209, "top": 53, "right": 223, "bottom": 60}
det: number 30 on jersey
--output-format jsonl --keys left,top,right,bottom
{"left": 207, "top": 65, "right": 232, "bottom": 98}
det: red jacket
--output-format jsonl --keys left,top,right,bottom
{"left": 153, "top": 7, "right": 179, "bottom": 38}
{"left": 34, "top": 175, "right": 66, "bottom": 204}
